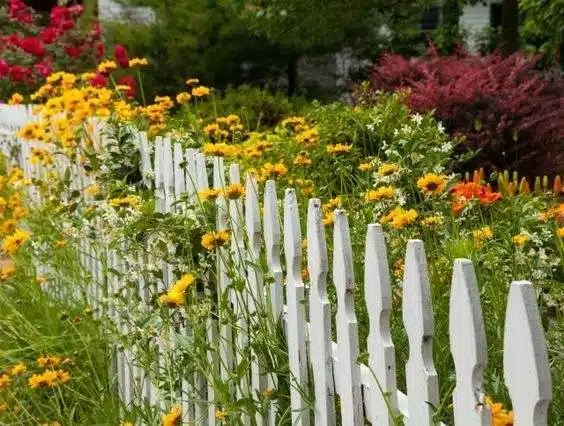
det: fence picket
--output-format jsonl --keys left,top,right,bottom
{"left": 162, "top": 137, "right": 174, "bottom": 213}
{"left": 283, "top": 189, "right": 310, "bottom": 426}
{"left": 185, "top": 148, "right": 198, "bottom": 202}
{"left": 153, "top": 136, "right": 165, "bottom": 213}
{"left": 173, "top": 142, "right": 185, "bottom": 199}
{"left": 264, "top": 181, "right": 284, "bottom": 320}
{"left": 332, "top": 209, "right": 363, "bottom": 425}
{"left": 364, "top": 224, "right": 398, "bottom": 425}
{"left": 450, "top": 259, "right": 490, "bottom": 426}
{"left": 402, "top": 240, "right": 439, "bottom": 426}
{"left": 306, "top": 199, "right": 335, "bottom": 426}
{"left": 138, "top": 131, "right": 153, "bottom": 189}
{"left": 503, "top": 281, "right": 552, "bottom": 426}
{"left": 245, "top": 173, "right": 266, "bottom": 425}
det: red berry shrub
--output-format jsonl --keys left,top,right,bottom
{"left": 0, "top": 0, "right": 104, "bottom": 99}
{"left": 370, "top": 50, "right": 564, "bottom": 176}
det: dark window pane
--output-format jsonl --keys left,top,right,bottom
{"left": 422, "top": 7, "right": 441, "bottom": 30}
{"left": 491, "top": 3, "right": 503, "bottom": 28}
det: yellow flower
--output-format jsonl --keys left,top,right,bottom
{"left": 358, "top": 162, "right": 373, "bottom": 172}
{"left": 109, "top": 195, "right": 140, "bottom": 208}
{"left": 28, "top": 370, "right": 70, "bottom": 388}
{"left": 36, "top": 275, "right": 48, "bottom": 285}
{"left": 97, "top": 60, "right": 117, "bottom": 74}
{"left": 201, "top": 230, "right": 231, "bottom": 250}
{"left": 9, "top": 363, "right": 26, "bottom": 376}
{"left": 0, "top": 374, "right": 10, "bottom": 390}
{"left": 191, "top": 86, "right": 211, "bottom": 97}
{"left": 421, "top": 215, "right": 444, "bottom": 227}
{"left": 2, "top": 229, "right": 30, "bottom": 255}
{"left": 159, "top": 273, "right": 196, "bottom": 307}
{"left": 198, "top": 188, "right": 221, "bottom": 201}
{"left": 129, "top": 57, "right": 149, "bottom": 67}
{"left": 54, "top": 240, "right": 67, "bottom": 249}
{"left": 176, "top": 92, "right": 192, "bottom": 104}
{"left": 326, "top": 144, "right": 352, "bottom": 155}
{"left": 294, "top": 127, "right": 318, "bottom": 145}
{"left": 202, "top": 143, "right": 239, "bottom": 157}
{"left": 37, "top": 355, "right": 63, "bottom": 368}
{"left": 365, "top": 186, "right": 395, "bottom": 201}
{"left": 261, "top": 162, "right": 287, "bottom": 179}
{"left": 380, "top": 207, "right": 418, "bottom": 229}
{"left": 417, "top": 173, "right": 447, "bottom": 195}
{"left": 85, "top": 184, "right": 100, "bottom": 196}
{"left": 512, "top": 232, "right": 530, "bottom": 247}
{"left": 162, "top": 405, "right": 182, "bottom": 426}
{"left": 8, "top": 93, "right": 23, "bottom": 105}
{"left": 224, "top": 183, "right": 246, "bottom": 200}
{"left": 0, "top": 403, "right": 6, "bottom": 413}
{"left": 473, "top": 226, "right": 493, "bottom": 248}
{"left": 294, "top": 151, "right": 312, "bottom": 166}
{"left": 215, "top": 408, "right": 228, "bottom": 421}
{"left": 558, "top": 227, "right": 564, "bottom": 238}
{"left": 485, "top": 396, "right": 514, "bottom": 426}
{"left": 0, "top": 261, "right": 15, "bottom": 282}
{"left": 323, "top": 211, "right": 334, "bottom": 227}
{"left": 185, "top": 78, "right": 200, "bottom": 85}
{"left": 262, "top": 387, "right": 274, "bottom": 398}
{"left": 377, "top": 163, "right": 400, "bottom": 176}
{"left": 80, "top": 72, "right": 96, "bottom": 81}
{"left": 0, "top": 219, "right": 18, "bottom": 236}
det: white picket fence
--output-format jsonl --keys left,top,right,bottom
{"left": 0, "top": 105, "right": 553, "bottom": 425}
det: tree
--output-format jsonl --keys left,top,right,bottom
{"left": 520, "top": 0, "right": 564, "bottom": 66}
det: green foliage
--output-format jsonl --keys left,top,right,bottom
{"left": 520, "top": 0, "right": 564, "bottom": 65}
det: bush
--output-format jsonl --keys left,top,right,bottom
{"left": 191, "top": 85, "right": 308, "bottom": 130}
{"left": 369, "top": 51, "right": 564, "bottom": 177}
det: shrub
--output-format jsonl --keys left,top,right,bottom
{"left": 369, "top": 50, "right": 564, "bottom": 177}
{"left": 0, "top": 0, "right": 103, "bottom": 99}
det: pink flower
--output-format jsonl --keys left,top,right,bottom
{"left": 90, "top": 72, "right": 108, "bottom": 88}
{"left": 34, "top": 57, "right": 52, "bottom": 77}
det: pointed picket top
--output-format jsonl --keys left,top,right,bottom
{"left": 245, "top": 173, "right": 261, "bottom": 258}
{"left": 332, "top": 209, "right": 363, "bottom": 426}
{"left": 364, "top": 224, "right": 398, "bottom": 426}
{"left": 173, "top": 142, "right": 186, "bottom": 197}
{"left": 195, "top": 152, "right": 208, "bottom": 192}
{"left": 185, "top": 148, "right": 198, "bottom": 201}
{"left": 139, "top": 131, "right": 153, "bottom": 188}
{"left": 228, "top": 164, "right": 244, "bottom": 258}
{"left": 307, "top": 198, "right": 335, "bottom": 426}
{"left": 402, "top": 240, "right": 439, "bottom": 426}
{"left": 504, "top": 281, "right": 552, "bottom": 426}
{"left": 162, "top": 137, "right": 174, "bottom": 193}
{"left": 154, "top": 135, "right": 164, "bottom": 189}
{"left": 284, "top": 189, "right": 310, "bottom": 426}
{"left": 450, "top": 259, "right": 490, "bottom": 426}
{"left": 213, "top": 156, "right": 226, "bottom": 189}
{"left": 263, "top": 180, "right": 283, "bottom": 320}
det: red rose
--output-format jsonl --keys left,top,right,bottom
{"left": 9, "top": 65, "right": 32, "bottom": 82}
{"left": 114, "top": 45, "right": 129, "bottom": 68}
{"left": 40, "top": 27, "right": 59, "bottom": 44}
{"left": 19, "top": 37, "right": 45, "bottom": 56}
{"left": 90, "top": 72, "right": 108, "bottom": 88}
{"left": 95, "top": 41, "right": 105, "bottom": 58}
{"left": 119, "top": 75, "right": 137, "bottom": 98}
{"left": 66, "top": 46, "right": 81, "bottom": 58}
{"left": 50, "top": 6, "right": 70, "bottom": 27}
{"left": 0, "top": 60, "right": 9, "bottom": 77}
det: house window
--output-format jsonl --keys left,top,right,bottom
{"left": 490, "top": 3, "right": 503, "bottom": 28}
{"left": 422, "top": 7, "right": 441, "bottom": 31}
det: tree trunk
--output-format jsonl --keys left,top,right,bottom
{"left": 500, "top": 0, "right": 520, "bottom": 56}
{"left": 287, "top": 55, "right": 299, "bottom": 96}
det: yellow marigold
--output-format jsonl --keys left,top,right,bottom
{"left": 202, "top": 143, "right": 238, "bottom": 157}
{"left": 377, "top": 163, "right": 400, "bottom": 176}
{"left": 37, "top": 355, "right": 62, "bottom": 368}
{"left": 8, "top": 93, "right": 23, "bottom": 105}
{"left": 12, "top": 206, "right": 28, "bottom": 221}
{"left": 155, "top": 96, "right": 174, "bottom": 109}
{"left": 294, "top": 151, "right": 312, "bottom": 166}
{"left": 0, "top": 219, "right": 18, "bottom": 236}
{"left": 261, "top": 162, "right": 287, "bottom": 179}
{"left": 97, "top": 60, "right": 117, "bottom": 74}
{"left": 198, "top": 188, "right": 220, "bottom": 201}
{"left": 421, "top": 215, "right": 444, "bottom": 227}
{"left": 417, "top": 173, "right": 447, "bottom": 195}
{"left": 512, "top": 232, "right": 530, "bottom": 247}
{"left": 0, "top": 374, "right": 10, "bottom": 390}
{"left": 176, "top": 92, "right": 192, "bottom": 104}
{"left": 109, "top": 195, "right": 140, "bottom": 208}
{"left": 215, "top": 408, "right": 228, "bottom": 421}
{"left": 224, "top": 183, "right": 245, "bottom": 200}
{"left": 485, "top": 396, "right": 514, "bottom": 426}
{"left": 365, "top": 186, "right": 395, "bottom": 201}
{"left": 294, "top": 127, "right": 318, "bottom": 145}
{"left": 473, "top": 226, "right": 494, "bottom": 248}
{"left": 80, "top": 72, "right": 96, "bottom": 81}
{"left": 162, "top": 405, "right": 182, "bottom": 426}
{"left": 36, "top": 275, "right": 48, "bottom": 285}
{"left": 129, "top": 57, "right": 149, "bottom": 67}
{"left": 326, "top": 144, "right": 352, "bottom": 155}
{"left": 9, "top": 363, "right": 26, "bottom": 376}
{"left": 185, "top": 78, "right": 200, "bottom": 85}
{"left": 191, "top": 86, "right": 211, "bottom": 97}
{"left": 203, "top": 124, "right": 224, "bottom": 138}
{"left": 322, "top": 196, "right": 342, "bottom": 214}
{"left": 358, "top": 162, "right": 373, "bottom": 172}
{"left": 202, "top": 230, "right": 231, "bottom": 250}
{"left": 262, "top": 387, "right": 274, "bottom": 398}
{"left": 2, "top": 229, "right": 30, "bottom": 255}
{"left": 85, "top": 184, "right": 100, "bottom": 196}
{"left": 54, "top": 240, "right": 67, "bottom": 249}
{"left": 380, "top": 207, "right": 418, "bottom": 229}
{"left": 323, "top": 211, "right": 334, "bottom": 227}
{"left": 558, "top": 227, "right": 564, "bottom": 238}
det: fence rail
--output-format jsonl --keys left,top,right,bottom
{"left": 0, "top": 105, "right": 553, "bottom": 425}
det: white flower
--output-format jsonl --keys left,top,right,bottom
{"left": 411, "top": 113, "right": 423, "bottom": 125}
{"left": 437, "top": 122, "right": 445, "bottom": 133}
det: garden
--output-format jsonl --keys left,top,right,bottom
{"left": 0, "top": 0, "right": 563, "bottom": 425}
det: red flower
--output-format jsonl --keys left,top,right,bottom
{"left": 60, "top": 20, "right": 75, "bottom": 31}
{"left": 114, "top": 45, "right": 129, "bottom": 68}
{"left": 9, "top": 0, "right": 33, "bottom": 24}
{"left": 19, "top": 37, "right": 45, "bottom": 56}
{"left": 95, "top": 41, "right": 105, "bottom": 58}
{"left": 90, "top": 72, "right": 108, "bottom": 88}
{"left": 0, "top": 60, "right": 9, "bottom": 77}
{"left": 50, "top": 6, "right": 70, "bottom": 27}
{"left": 34, "top": 57, "right": 52, "bottom": 78}
{"left": 68, "top": 5, "right": 84, "bottom": 16}
{"left": 9, "top": 65, "right": 32, "bottom": 82}
{"left": 40, "top": 27, "right": 59, "bottom": 44}
{"left": 118, "top": 75, "right": 137, "bottom": 98}
{"left": 66, "top": 46, "right": 81, "bottom": 58}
